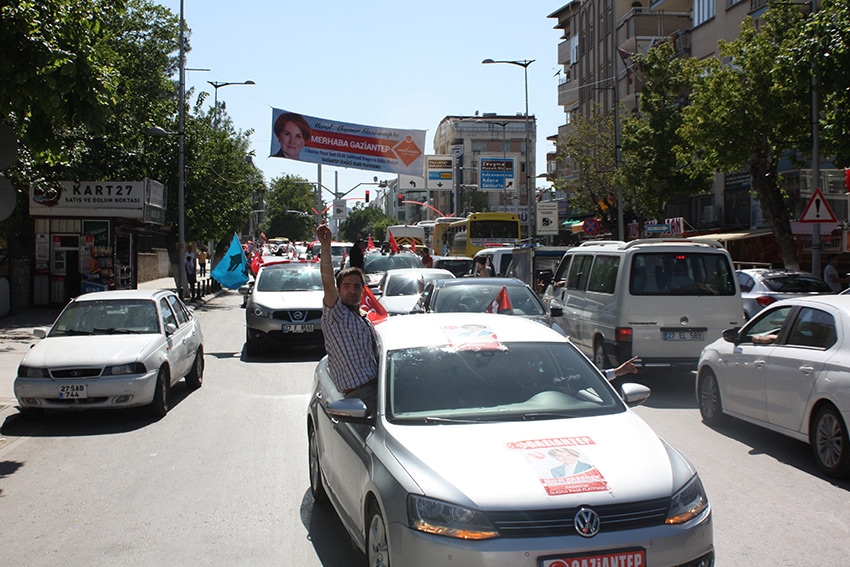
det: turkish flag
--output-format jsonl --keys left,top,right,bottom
{"left": 367, "top": 236, "right": 376, "bottom": 250}
{"left": 250, "top": 252, "right": 264, "bottom": 275}
{"left": 410, "top": 238, "right": 417, "bottom": 253}
{"left": 388, "top": 231, "right": 399, "bottom": 254}
{"left": 485, "top": 286, "right": 513, "bottom": 314}
{"left": 361, "top": 285, "right": 389, "bottom": 324}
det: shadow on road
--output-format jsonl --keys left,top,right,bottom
{"left": 300, "top": 489, "right": 367, "bottom": 567}
{"left": 613, "top": 368, "right": 698, "bottom": 410}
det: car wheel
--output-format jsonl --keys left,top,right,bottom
{"left": 366, "top": 502, "right": 390, "bottom": 567}
{"left": 811, "top": 405, "right": 850, "bottom": 478}
{"left": 308, "top": 424, "right": 328, "bottom": 503}
{"left": 698, "top": 369, "right": 727, "bottom": 425}
{"left": 147, "top": 367, "right": 170, "bottom": 417}
{"left": 593, "top": 341, "right": 608, "bottom": 370}
{"left": 185, "top": 347, "right": 204, "bottom": 390}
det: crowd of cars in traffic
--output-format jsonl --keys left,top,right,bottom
{"left": 11, "top": 236, "right": 850, "bottom": 566}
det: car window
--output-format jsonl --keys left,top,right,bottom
{"left": 742, "top": 306, "right": 794, "bottom": 343}
{"left": 49, "top": 299, "right": 160, "bottom": 336}
{"left": 257, "top": 266, "right": 322, "bottom": 292}
{"left": 737, "top": 272, "right": 755, "bottom": 292}
{"left": 387, "top": 342, "right": 623, "bottom": 421}
{"left": 386, "top": 275, "right": 422, "bottom": 296}
{"left": 364, "top": 254, "right": 423, "bottom": 273}
{"left": 433, "top": 285, "right": 543, "bottom": 315}
{"left": 587, "top": 255, "right": 619, "bottom": 294}
{"left": 785, "top": 307, "right": 837, "bottom": 349}
{"left": 159, "top": 298, "right": 178, "bottom": 330}
{"left": 764, "top": 275, "right": 831, "bottom": 293}
{"left": 566, "top": 255, "right": 592, "bottom": 291}
{"left": 166, "top": 295, "right": 189, "bottom": 325}
{"left": 630, "top": 252, "right": 735, "bottom": 296}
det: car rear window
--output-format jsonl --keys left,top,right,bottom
{"left": 629, "top": 252, "right": 736, "bottom": 296}
{"left": 764, "top": 275, "right": 831, "bottom": 293}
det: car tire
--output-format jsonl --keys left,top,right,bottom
{"left": 366, "top": 502, "right": 390, "bottom": 567}
{"left": 185, "top": 347, "right": 204, "bottom": 390}
{"left": 308, "top": 423, "right": 328, "bottom": 503}
{"left": 811, "top": 405, "right": 850, "bottom": 478}
{"left": 593, "top": 340, "right": 608, "bottom": 370}
{"left": 698, "top": 369, "right": 727, "bottom": 425}
{"left": 147, "top": 367, "right": 170, "bottom": 417}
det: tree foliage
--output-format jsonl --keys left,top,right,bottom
{"left": 263, "top": 174, "right": 315, "bottom": 242}
{"left": 618, "top": 42, "right": 714, "bottom": 221}
{"left": 339, "top": 204, "right": 396, "bottom": 242}
{"left": 679, "top": 2, "right": 809, "bottom": 269}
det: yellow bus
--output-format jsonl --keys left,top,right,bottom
{"left": 447, "top": 212, "right": 522, "bottom": 258}
{"left": 430, "top": 217, "right": 459, "bottom": 255}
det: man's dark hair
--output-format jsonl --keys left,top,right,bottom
{"left": 336, "top": 266, "right": 365, "bottom": 288}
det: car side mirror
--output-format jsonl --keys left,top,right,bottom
{"left": 722, "top": 328, "right": 740, "bottom": 343}
{"left": 326, "top": 398, "right": 373, "bottom": 424}
{"left": 619, "top": 382, "right": 651, "bottom": 407}
{"left": 550, "top": 306, "right": 563, "bottom": 318}
{"left": 165, "top": 322, "right": 178, "bottom": 336}
{"left": 33, "top": 327, "right": 48, "bottom": 339}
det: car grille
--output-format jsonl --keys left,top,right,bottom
{"left": 50, "top": 368, "right": 103, "bottom": 379}
{"left": 488, "top": 497, "right": 671, "bottom": 538}
{"left": 272, "top": 309, "right": 322, "bottom": 323}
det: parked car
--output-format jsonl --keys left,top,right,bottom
{"left": 697, "top": 295, "right": 850, "bottom": 478}
{"left": 376, "top": 268, "right": 455, "bottom": 315}
{"left": 344, "top": 251, "right": 423, "bottom": 289}
{"left": 308, "top": 313, "right": 714, "bottom": 567}
{"left": 14, "top": 289, "right": 204, "bottom": 417}
{"left": 737, "top": 268, "right": 833, "bottom": 319}
{"left": 413, "top": 277, "right": 565, "bottom": 335}
{"left": 430, "top": 255, "right": 474, "bottom": 278}
{"left": 239, "top": 259, "right": 324, "bottom": 355}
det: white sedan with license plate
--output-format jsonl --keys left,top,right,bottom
{"left": 14, "top": 289, "right": 204, "bottom": 417}
{"left": 307, "top": 313, "right": 714, "bottom": 567}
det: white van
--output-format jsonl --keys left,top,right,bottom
{"left": 542, "top": 239, "right": 745, "bottom": 370}
{"left": 472, "top": 247, "right": 514, "bottom": 277}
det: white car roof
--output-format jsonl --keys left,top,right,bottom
{"left": 376, "top": 312, "right": 564, "bottom": 352}
{"left": 71, "top": 289, "right": 171, "bottom": 302}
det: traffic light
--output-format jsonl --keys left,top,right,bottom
{"left": 397, "top": 193, "right": 404, "bottom": 208}
{"left": 365, "top": 189, "right": 370, "bottom": 203}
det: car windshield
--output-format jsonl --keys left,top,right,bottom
{"left": 434, "top": 258, "right": 472, "bottom": 277}
{"left": 433, "top": 284, "right": 545, "bottom": 315}
{"left": 387, "top": 342, "right": 623, "bottom": 422}
{"left": 763, "top": 275, "right": 831, "bottom": 293}
{"left": 256, "top": 265, "right": 323, "bottom": 292}
{"left": 49, "top": 299, "right": 160, "bottom": 336}
{"left": 363, "top": 254, "right": 423, "bottom": 274}
{"left": 385, "top": 275, "right": 423, "bottom": 297}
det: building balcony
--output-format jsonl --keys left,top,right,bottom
{"left": 617, "top": 9, "right": 691, "bottom": 55}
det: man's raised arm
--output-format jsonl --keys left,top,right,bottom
{"left": 314, "top": 223, "right": 339, "bottom": 308}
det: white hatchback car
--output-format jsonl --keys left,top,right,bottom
{"left": 308, "top": 313, "right": 714, "bottom": 567}
{"left": 697, "top": 295, "right": 850, "bottom": 478}
{"left": 14, "top": 289, "right": 203, "bottom": 417}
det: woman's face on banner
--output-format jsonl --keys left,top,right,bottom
{"left": 279, "top": 120, "right": 307, "bottom": 159}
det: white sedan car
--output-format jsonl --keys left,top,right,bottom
{"left": 697, "top": 295, "right": 850, "bottom": 478}
{"left": 376, "top": 268, "right": 455, "bottom": 315}
{"left": 308, "top": 313, "right": 714, "bottom": 567}
{"left": 14, "top": 289, "right": 204, "bottom": 417}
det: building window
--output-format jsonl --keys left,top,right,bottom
{"left": 694, "top": 0, "right": 715, "bottom": 26}
{"left": 472, "top": 141, "right": 487, "bottom": 152}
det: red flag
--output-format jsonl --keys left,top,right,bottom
{"left": 361, "top": 285, "right": 389, "bottom": 324}
{"left": 367, "top": 236, "right": 376, "bottom": 250}
{"left": 410, "top": 238, "right": 417, "bottom": 253}
{"left": 388, "top": 231, "right": 399, "bottom": 254}
{"left": 250, "top": 252, "right": 264, "bottom": 275}
{"left": 485, "top": 286, "right": 513, "bottom": 314}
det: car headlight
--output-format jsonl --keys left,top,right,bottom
{"left": 103, "top": 362, "right": 147, "bottom": 376}
{"left": 250, "top": 303, "right": 271, "bottom": 318}
{"left": 666, "top": 474, "right": 709, "bottom": 524}
{"left": 407, "top": 495, "right": 499, "bottom": 540}
{"left": 18, "top": 365, "right": 49, "bottom": 378}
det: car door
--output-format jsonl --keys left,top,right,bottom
{"left": 168, "top": 294, "right": 202, "bottom": 364}
{"left": 722, "top": 305, "right": 795, "bottom": 421}
{"left": 159, "top": 297, "right": 192, "bottom": 379}
{"left": 763, "top": 306, "right": 836, "bottom": 433}
{"left": 562, "top": 254, "right": 593, "bottom": 352}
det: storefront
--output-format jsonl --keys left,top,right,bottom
{"left": 29, "top": 179, "right": 167, "bottom": 305}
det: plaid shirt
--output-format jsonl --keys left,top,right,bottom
{"left": 322, "top": 299, "right": 379, "bottom": 392}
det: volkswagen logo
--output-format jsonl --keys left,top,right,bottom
{"left": 70, "top": 370, "right": 82, "bottom": 377}
{"left": 574, "top": 507, "right": 601, "bottom": 537}
{"left": 291, "top": 311, "right": 306, "bottom": 322}
{"left": 680, "top": 315, "right": 690, "bottom": 326}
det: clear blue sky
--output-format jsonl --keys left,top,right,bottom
{"left": 159, "top": 0, "right": 566, "bottom": 201}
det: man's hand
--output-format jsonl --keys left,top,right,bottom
{"left": 314, "top": 223, "right": 332, "bottom": 246}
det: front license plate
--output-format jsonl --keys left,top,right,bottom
{"left": 282, "top": 324, "right": 314, "bottom": 333}
{"left": 663, "top": 331, "right": 704, "bottom": 341}
{"left": 541, "top": 548, "right": 646, "bottom": 567}
{"left": 58, "top": 384, "right": 87, "bottom": 399}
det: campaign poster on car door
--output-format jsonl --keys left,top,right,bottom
{"left": 506, "top": 436, "right": 609, "bottom": 496}
{"left": 270, "top": 108, "right": 426, "bottom": 176}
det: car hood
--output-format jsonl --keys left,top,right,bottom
{"left": 383, "top": 411, "right": 677, "bottom": 508}
{"left": 251, "top": 290, "right": 324, "bottom": 309}
{"left": 380, "top": 295, "right": 421, "bottom": 315}
{"left": 21, "top": 335, "right": 163, "bottom": 367}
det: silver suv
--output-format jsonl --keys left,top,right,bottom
{"left": 736, "top": 268, "right": 832, "bottom": 319}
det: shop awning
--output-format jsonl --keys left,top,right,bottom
{"left": 687, "top": 228, "right": 774, "bottom": 244}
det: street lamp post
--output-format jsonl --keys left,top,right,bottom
{"left": 483, "top": 58, "right": 535, "bottom": 241}
{"left": 493, "top": 121, "right": 509, "bottom": 212}
{"left": 208, "top": 80, "right": 255, "bottom": 129}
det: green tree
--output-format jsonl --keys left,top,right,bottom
{"left": 554, "top": 106, "right": 619, "bottom": 235}
{"left": 339, "top": 204, "right": 395, "bottom": 242}
{"left": 680, "top": 3, "right": 809, "bottom": 269}
{"left": 264, "top": 174, "right": 315, "bottom": 242}
{"left": 618, "top": 43, "right": 714, "bottom": 221}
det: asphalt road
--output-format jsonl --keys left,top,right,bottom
{"left": 1, "top": 291, "right": 848, "bottom": 566}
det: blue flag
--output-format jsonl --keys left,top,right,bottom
{"left": 211, "top": 234, "right": 249, "bottom": 289}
